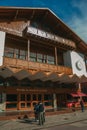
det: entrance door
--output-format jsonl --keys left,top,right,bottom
{"left": 57, "top": 94, "right": 66, "bottom": 108}
{"left": 19, "top": 93, "right": 31, "bottom": 110}
{"left": 19, "top": 93, "right": 43, "bottom": 110}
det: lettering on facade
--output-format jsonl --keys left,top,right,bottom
{"left": 27, "top": 27, "right": 75, "bottom": 48}
{"left": 16, "top": 88, "right": 47, "bottom": 92}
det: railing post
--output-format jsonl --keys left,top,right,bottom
{"left": 27, "top": 40, "right": 30, "bottom": 61}
{"left": 55, "top": 47, "right": 58, "bottom": 65}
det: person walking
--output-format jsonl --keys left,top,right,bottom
{"left": 34, "top": 103, "right": 39, "bottom": 121}
{"left": 38, "top": 102, "right": 45, "bottom": 125}
{"left": 80, "top": 98, "right": 84, "bottom": 112}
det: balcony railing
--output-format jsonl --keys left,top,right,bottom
{"left": 3, "top": 57, "right": 72, "bottom": 75}
{"left": 24, "top": 26, "right": 76, "bottom": 49}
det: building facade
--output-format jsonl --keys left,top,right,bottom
{"left": 0, "top": 7, "right": 87, "bottom": 112}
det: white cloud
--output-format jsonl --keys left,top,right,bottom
{"left": 68, "top": 1, "right": 87, "bottom": 43}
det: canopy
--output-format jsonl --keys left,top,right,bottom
{"left": 70, "top": 92, "right": 87, "bottom": 97}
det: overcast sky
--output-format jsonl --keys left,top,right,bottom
{"left": 0, "top": 0, "right": 87, "bottom": 43}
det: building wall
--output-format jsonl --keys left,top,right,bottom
{"left": 64, "top": 50, "right": 87, "bottom": 76}
{"left": 0, "top": 20, "right": 30, "bottom": 36}
{"left": 0, "top": 31, "right": 6, "bottom": 66}
{"left": 70, "top": 51, "right": 87, "bottom": 76}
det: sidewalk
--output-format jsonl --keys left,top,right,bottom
{"left": 0, "top": 109, "right": 87, "bottom": 130}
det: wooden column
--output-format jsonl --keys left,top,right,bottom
{"left": 55, "top": 47, "right": 58, "bottom": 65}
{"left": 27, "top": 40, "right": 30, "bottom": 61}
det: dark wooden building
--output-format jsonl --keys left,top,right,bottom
{"left": 0, "top": 7, "right": 87, "bottom": 112}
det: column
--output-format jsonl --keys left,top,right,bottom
{"left": 27, "top": 39, "right": 30, "bottom": 61}
{"left": 53, "top": 93, "right": 57, "bottom": 111}
{"left": 0, "top": 92, "right": 6, "bottom": 111}
{"left": 55, "top": 47, "right": 58, "bottom": 65}
{"left": 78, "top": 83, "right": 81, "bottom": 92}
{"left": 0, "top": 31, "right": 6, "bottom": 66}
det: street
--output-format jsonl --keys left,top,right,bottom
{"left": 42, "top": 120, "right": 87, "bottom": 130}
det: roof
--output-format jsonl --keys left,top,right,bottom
{"left": 0, "top": 7, "right": 87, "bottom": 54}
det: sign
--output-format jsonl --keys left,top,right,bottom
{"left": 27, "top": 27, "right": 76, "bottom": 48}
{"left": 76, "top": 60, "right": 83, "bottom": 71}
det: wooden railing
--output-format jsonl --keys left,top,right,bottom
{"left": 3, "top": 57, "right": 72, "bottom": 74}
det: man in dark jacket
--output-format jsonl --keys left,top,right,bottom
{"left": 34, "top": 103, "right": 39, "bottom": 121}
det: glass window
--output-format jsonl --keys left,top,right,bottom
{"left": 27, "top": 94, "right": 31, "bottom": 101}
{"left": 44, "top": 102, "right": 52, "bottom": 106}
{"left": 37, "top": 53, "right": 43, "bottom": 63}
{"left": 27, "top": 103, "right": 31, "bottom": 108}
{"left": 30, "top": 52, "right": 37, "bottom": 62}
{"left": 6, "top": 103, "right": 17, "bottom": 108}
{"left": 21, "top": 103, "right": 25, "bottom": 108}
{"left": 6, "top": 94, "right": 17, "bottom": 102}
{"left": 43, "top": 55, "right": 47, "bottom": 63}
{"left": 20, "top": 50, "right": 27, "bottom": 60}
{"left": 33, "top": 102, "right": 37, "bottom": 107}
{"left": 15, "top": 49, "right": 19, "bottom": 59}
{"left": 21, "top": 94, "right": 25, "bottom": 101}
{"left": 44, "top": 94, "right": 52, "bottom": 100}
{"left": 4, "top": 47, "right": 14, "bottom": 58}
{"left": 47, "top": 55, "right": 55, "bottom": 65}
{"left": 33, "top": 94, "right": 37, "bottom": 100}
{"left": 38, "top": 94, "right": 42, "bottom": 101}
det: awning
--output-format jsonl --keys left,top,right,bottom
{"left": 70, "top": 93, "right": 78, "bottom": 97}
{"left": 77, "top": 92, "right": 87, "bottom": 97}
{"left": 70, "top": 92, "right": 87, "bottom": 97}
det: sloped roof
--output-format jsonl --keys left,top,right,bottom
{"left": 0, "top": 7, "right": 87, "bottom": 54}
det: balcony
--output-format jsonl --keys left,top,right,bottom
{"left": 24, "top": 26, "right": 76, "bottom": 49}
{"left": 3, "top": 57, "right": 72, "bottom": 75}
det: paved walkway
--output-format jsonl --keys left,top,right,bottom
{"left": 0, "top": 109, "right": 87, "bottom": 130}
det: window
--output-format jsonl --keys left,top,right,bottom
{"left": 27, "top": 103, "right": 31, "bottom": 108}
{"left": 15, "top": 49, "right": 19, "bottom": 59}
{"left": 43, "top": 55, "right": 47, "bottom": 63}
{"left": 30, "top": 52, "right": 37, "bottom": 62}
{"left": 44, "top": 94, "right": 52, "bottom": 100}
{"left": 6, "top": 103, "right": 17, "bottom": 108}
{"left": 44, "top": 102, "right": 52, "bottom": 106}
{"left": 38, "top": 94, "right": 42, "bottom": 101}
{"left": 6, "top": 94, "right": 17, "bottom": 102}
{"left": 20, "top": 50, "right": 27, "bottom": 60}
{"left": 37, "top": 53, "right": 43, "bottom": 63}
{"left": 4, "top": 47, "right": 14, "bottom": 58}
{"left": 47, "top": 55, "right": 55, "bottom": 65}
{"left": 33, "top": 94, "right": 37, "bottom": 100}
{"left": 21, "top": 94, "right": 25, "bottom": 101}
{"left": 21, "top": 103, "right": 25, "bottom": 108}
{"left": 27, "top": 94, "right": 31, "bottom": 101}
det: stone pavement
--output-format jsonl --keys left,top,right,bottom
{"left": 0, "top": 109, "right": 87, "bottom": 130}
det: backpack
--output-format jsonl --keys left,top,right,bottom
{"left": 39, "top": 103, "right": 44, "bottom": 112}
